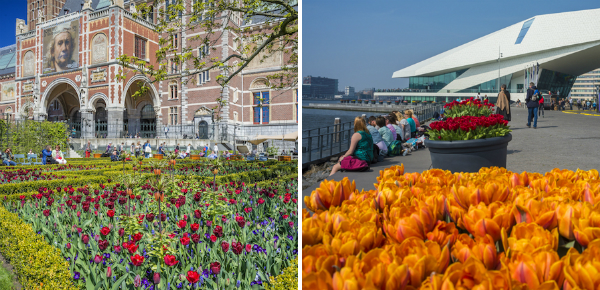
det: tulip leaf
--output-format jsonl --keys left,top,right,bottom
{"left": 562, "top": 240, "right": 575, "bottom": 248}
{"left": 112, "top": 274, "right": 129, "bottom": 290}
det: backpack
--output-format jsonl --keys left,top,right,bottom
{"left": 531, "top": 91, "right": 538, "bottom": 102}
{"left": 388, "top": 140, "right": 403, "bottom": 156}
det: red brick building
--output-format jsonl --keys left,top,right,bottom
{"left": 6, "top": 0, "right": 297, "bottom": 142}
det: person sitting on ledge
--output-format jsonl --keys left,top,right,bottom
{"left": 376, "top": 116, "right": 392, "bottom": 154}
{"left": 330, "top": 116, "right": 373, "bottom": 176}
{"left": 366, "top": 116, "right": 387, "bottom": 159}
{"left": 42, "top": 145, "right": 55, "bottom": 165}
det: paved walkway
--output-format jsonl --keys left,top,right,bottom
{"left": 302, "top": 107, "right": 600, "bottom": 208}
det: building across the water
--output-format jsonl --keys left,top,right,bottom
{"left": 1, "top": 0, "right": 298, "bottom": 144}
{"left": 302, "top": 76, "right": 338, "bottom": 99}
{"left": 378, "top": 8, "right": 600, "bottom": 103}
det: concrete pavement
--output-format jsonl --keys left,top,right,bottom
{"left": 302, "top": 107, "right": 600, "bottom": 208}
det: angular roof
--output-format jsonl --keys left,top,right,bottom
{"left": 393, "top": 8, "right": 600, "bottom": 78}
{"left": 0, "top": 45, "right": 16, "bottom": 76}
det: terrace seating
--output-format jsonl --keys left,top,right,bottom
{"left": 28, "top": 154, "right": 43, "bottom": 165}
{"left": 14, "top": 154, "right": 28, "bottom": 165}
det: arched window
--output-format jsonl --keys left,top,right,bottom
{"left": 141, "top": 105, "right": 155, "bottom": 119}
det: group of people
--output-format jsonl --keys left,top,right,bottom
{"left": 1, "top": 146, "right": 67, "bottom": 166}
{"left": 329, "top": 110, "right": 423, "bottom": 176}
{"left": 576, "top": 99, "right": 598, "bottom": 111}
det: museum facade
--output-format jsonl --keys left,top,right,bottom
{"left": 0, "top": 0, "right": 297, "bottom": 143}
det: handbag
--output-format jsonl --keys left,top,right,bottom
{"left": 340, "top": 156, "right": 369, "bottom": 172}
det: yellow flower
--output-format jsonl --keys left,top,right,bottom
{"left": 305, "top": 178, "right": 357, "bottom": 212}
{"left": 501, "top": 223, "right": 558, "bottom": 253}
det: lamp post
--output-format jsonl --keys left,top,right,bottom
{"left": 233, "top": 123, "right": 240, "bottom": 155}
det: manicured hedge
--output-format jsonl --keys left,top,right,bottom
{"left": 0, "top": 206, "right": 77, "bottom": 290}
{"left": 0, "top": 175, "right": 108, "bottom": 196}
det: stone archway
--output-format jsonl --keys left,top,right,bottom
{"left": 38, "top": 79, "right": 81, "bottom": 136}
{"left": 123, "top": 78, "right": 159, "bottom": 138}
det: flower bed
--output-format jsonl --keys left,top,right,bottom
{"left": 428, "top": 114, "right": 511, "bottom": 140}
{"left": 443, "top": 98, "right": 494, "bottom": 117}
{"left": 303, "top": 164, "right": 600, "bottom": 289}
{"left": 0, "top": 160, "right": 298, "bottom": 289}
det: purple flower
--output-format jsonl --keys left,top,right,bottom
{"left": 73, "top": 271, "right": 80, "bottom": 280}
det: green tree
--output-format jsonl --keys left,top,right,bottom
{"left": 117, "top": 0, "right": 298, "bottom": 119}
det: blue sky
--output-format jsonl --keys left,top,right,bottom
{"left": 303, "top": 0, "right": 600, "bottom": 91}
{"left": 0, "top": 2, "right": 27, "bottom": 48}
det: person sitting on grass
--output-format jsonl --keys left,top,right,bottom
{"left": 2, "top": 148, "right": 16, "bottom": 166}
{"left": 52, "top": 145, "right": 67, "bottom": 164}
{"left": 330, "top": 116, "right": 373, "bottom": 176}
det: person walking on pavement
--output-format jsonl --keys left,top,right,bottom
{"left": 164, "top": 126, "right": 169, "bottom": 138}
{"left": 526, "top": 82, "right": 540, "bottom": 129}
{"left": 538, "top": 92, "right": 545, "bottom": 118}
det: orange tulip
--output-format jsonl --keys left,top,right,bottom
{"left": 305, "top": 178, "right": 357, "bottom": 212}
{"left": 426, "top": 220, "right": 458, "bottom": 248}
{"left": 512, "top": 199, "right": 557, "bottom": 230}
{"left": 462, "top": 202, "right": 513, "bottom": 241}
{"left": 452, "top": 234, "right": 499, "bottom": 270}
{"left": 563, "top": 240, "right": 600, "bottom": 290}
{"left": 384, "top": 202, "right": 436, "bottom": 244}
{"left": 302, "top": 214, "right": 326, "bottom": 246}
{"left": 302, "top": 244, "right": 340, "bottom": 276}
{"left": 501, "top": 223, "right": 558, "bottom": 253}
{"left": 439, "top": 258, "right": 511, "bottom": 290}
{"left": 500, "top": 249, "right": 564, "bottom": 289}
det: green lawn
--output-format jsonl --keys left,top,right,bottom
{"left": 0, "top": 263, "right": 14, "bottom": 290}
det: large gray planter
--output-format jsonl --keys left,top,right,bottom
{"left": 425, "top": 134, "right": 512, "bottom": 173}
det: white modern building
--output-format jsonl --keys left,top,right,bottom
{"left": 378, "top": 8, "right": 600, "bottom": 103}
{"left": 571, "top": 69, "right": 600, "bottom": 102}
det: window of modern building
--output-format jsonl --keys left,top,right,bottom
{"left": 169, "top": 107, "right": 178, "bottom": 125}
{"left": 135, "top": 36, "right": 147, "bottom": 59}
{"left": 515, "top": 18, "right": 535, "bottom": 44}
{"left": 169, "top": 81, "right": 178, "bottom": 99}
{"left": 253, "top": 91, "right": 269, "bottom": 124}
{"left": 409, "top": 69, "right": 468, "bottom": 91}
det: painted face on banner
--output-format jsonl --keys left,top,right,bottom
{"left": 53, "top": 31, "right": 74, "bottom": 70}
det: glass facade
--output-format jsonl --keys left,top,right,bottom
{"left": 515, "top": 18, "right": 534, "bottom": 44}
{"left": 457, "top": 74, "right": 513, "bottom": 94}
{"left": 536, "top": 69, "right": 576, "bottom": 97}
{"left": 408, "top": 69, "right": 468, "bottom": 91}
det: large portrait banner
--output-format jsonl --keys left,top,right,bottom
{"left": 43, "top": 20, "right": 79, "bottom": 74}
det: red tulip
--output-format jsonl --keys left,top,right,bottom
{"left": 98, "top": 240, "right": 109, "bottom": 251}
{"left": 164, "top": 255, "right": 179, "bottom": 266}
{"left": 213, "top": 225, "right": 223, "bottom": 237}
{"left": 107, "top": 210, "right": 115, "bottom": 218}
{"left": 118, "top": 228, "right": 124, "bottom": 237}
{"left": 43, "top": 209, "right": 50, "bottom": 217}
{"left": 100, "top": 226, "right": 110, "bottom": 236}
{"left": 221, "top": 241, "right": 230, "bottom": 252}
{"left": 153, "top": 272, "right": 160, "bottom": 284}
{"left": 177, "top": 220, "right": 187, "bottom": 229}
{"left": 132, "top": 232, "right": 143, "bottom": 242}
{"left": 194, "top": 210, "right": 201, "bottom": 219}
{"left": 258, "top": 198, "right": 265, "bottom": 204}
{"left": 94, "top": 254, "right": 103, "bottom": 264}
{"left": 186, "top": 271, "right": 200, "bottom": 284}
{"left": 66, "top": 243, "right": 71, "bottom": 249}
{"left": 127, "top": 244, "right": 138, "bottom": 254}
{"left": 106, "top": 266, "right": 112, "bottom": 278}
{"left": 113, "top": 245, "right": 121, "bottom": 253}
{"left": 232, "top": 241, "right": 243, "bottom": 255}
{"left": 82, "top": 234, "right": 89, "bottom": 244}
{"left": 180, "top": 236, "right": 190, "bottom": 246}
{"left": 210, "top": 261, "right": 221, "bottom": 274}
{"left": 190, "top": 223, "right": 199, "bottom": 232}
{"left": 191, "top": 233, "right": 200, "bottom": 243}
{"left": 210, "top": 235, "right": 217, "bottom": 242}
{"left": 131, "top": 254, "right": 144, "bottom": 266}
